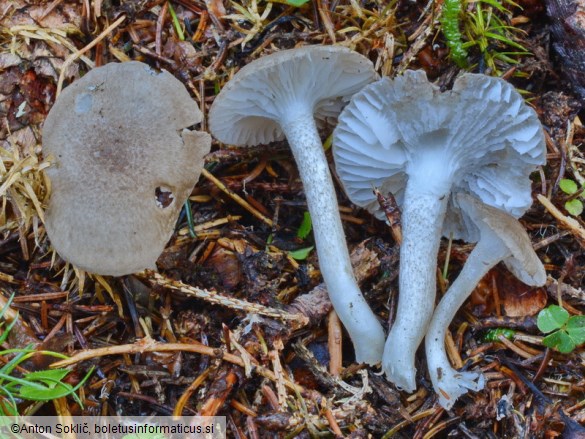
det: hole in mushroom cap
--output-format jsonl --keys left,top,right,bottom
{"left": 155, "top": 186, "right": 174, "bottom": 208}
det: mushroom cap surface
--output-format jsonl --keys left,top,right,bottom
{"left": 333, "top": 70, "right": 546, "bottom": 241}
{"left": 457, "top": 193, "right": 546, "bottom": 286}
{"left": 208, "top": 45, "right": 378, "bottom": 146}
{"left": 43, "top": 61, "right": 211, "bottom": 276}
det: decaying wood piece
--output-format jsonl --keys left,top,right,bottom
{"left": 546, "top": 0, "right": 585, "bottom": 99}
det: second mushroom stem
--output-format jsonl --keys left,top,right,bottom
{"left": 382, "top": 179, "right": 450, "bottom": 391}
{"left": 281, "top": 111, "right": 386, "bottom": 365}
{"left": 425, "top": 238, "right": 505, "bottom": 408}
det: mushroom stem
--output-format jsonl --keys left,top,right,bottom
{"left": 382, "top": 179, "right": 450, "bottom": 391}
{"left": 425, "top": 238, "right": 507, "bottom": 409}
{"left": 281, "top": 111, "right": 386, "bottom": 364}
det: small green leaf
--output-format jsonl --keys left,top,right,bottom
{"left": 288, "top": 246, "right": 314, "bottom": 261}
{"left": 297, "top": 212, "right": 313, "bottom": 240}
{"left": 478, "top": 0, "right": 509, "bottom": 11}
{"left": 24, "top": 369, "right": 71, "bottom": 385}
{"left": 543, "top": 330, "right": 576, "bottom": 353}
{"left": 542, "top": 330, "right": 561, "bottom": 348}
{"left": 484, "top": 328, "right": 516, "bottom": 342}
{"left": 559, "top": 179, "right": 579, "bottom": 195}
{"left": 567, "top": 316, "right": 585, "bottom": 345}
{"left": 17, "top": 381, "right": 74, "bottom": 401}
{"left": 537, "top": 305, "right": 569, "bottom": 333}
{"left": 0, "top": 318, "right": 18, "bottom": 345}
{"left": 558, "top": 333, "right": 577, "bottom": 353}
{"left": 565, "top": 199, "right": 583, "bottom": 216}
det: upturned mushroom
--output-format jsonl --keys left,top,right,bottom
{"left": 333, "top": 70, "right": 546, "bottom": 390}
{"left": 426, "top": 193, "right": 546, "bottom": 409}
{"left": 208, "top": 45, "right": 385, "bottom": 364}
{"left": 43, "top": 61, "right": 211, "bottom": 276}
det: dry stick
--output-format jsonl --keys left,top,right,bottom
{"left": 230, "top": 400, "right": 257, "bottom": 417}
{"left": 382, "top": 408, "right": 437, "bottom": 439}
{"left": 324, "top": 407, "right": 344, "bottom": 438}
{"left": 155, "top": 2, "right": 169, "bottom": 57}
{"left": 140, "top": 270, "right": 308, "bottom": 328}
{"left": 199, "top": 369, "right": 239, "bottom": 417}
{"left": 56, "top": 15, "right": 127, "bottom": 95}
{"left": 50, "top": 337, "right": 303, "bottom": 393}
{"left": 497, "top": 334, "right": 535, "bottom": 360}
{"left": 0, "top": 272, "right": 17, "bottom": 284}
{"left": 444, "top": 331, "right": 463, "bottom": 369}
{"left": 201, "top": 169, "right": 274, "bottom": 227}
{"left": 421, "top": 416, "right": 461, "bottom": 439}
{"left": 12, "top": 291, "right": 69, "bottom": 302}
{"left": 316, "top": 0, "right": 336, "bottom": 43}
{"left": 537, "top": 194, "right": 585, "bottom": 248}
{"left": 327, "top": 310, "right": 343, "bottom": 377}
{"left": 173, "top": 367, "right": 211, "bottom": 416}
{"left": 39, "top": 0, "right": 64, "bottom": 19}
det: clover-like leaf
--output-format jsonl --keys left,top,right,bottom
{"left": 566, "top": 316, "right": 585, "bottom": 346}
{"left": 542, "top": 330, "right": 576, "bottom": 353}
{"left": 537, "top": 305, "right": 569, "bottom": 333}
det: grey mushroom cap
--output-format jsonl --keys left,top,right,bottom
{"left": 43, "top": 61, "right": 211, "bottom": 276}
{"left": 457, "top": 193, "right": 547, "bottom": 286}
{"left": 333, "top": 70, "right": 546, "bottom": 241}
{"left": 209, "top": 45, "right": 379, "bottom": 146}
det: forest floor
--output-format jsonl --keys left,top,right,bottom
{"left": 1, "top": 0, "right": 585, "bottom": 437}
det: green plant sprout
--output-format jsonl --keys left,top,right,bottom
{"left": 559, "top": 178, "right": 585, "bottom": 216}
{"left": 441, "top": 0, "right": 529, "bottom": 73}
{"left": 296, "top": 211, "right": 312, "bottom": 240}
{"left": 441, "top": 0, "right": 468, "bottom": 67}
{"left": 288, "top": 246, "right": 314, "bottom": 261}
{"left": 484, "top": 327, "right": 516, "bottom": 342}
{"left": 537, "top": 305, "right": 585, "bottom": 353}
{"left": 289, "top": 212, "right": 314, "bottom": 260}
{"left": 0, "top": 293, "right": 94, "bottom": 415}
{"left": 168, "top": 1, "right": 185, "bottom": 41}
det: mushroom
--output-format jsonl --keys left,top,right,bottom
{"left": 208, "top": 45, "right": 385, "bottom": 364}
{"left": 426, "top": 193, "right": 546, "bottom": 409}
{"left": 43, "top": 61, "right": 211, "bottom": 276}
{"left": 333, "top": 70, "right": 546, "bottom": 390}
